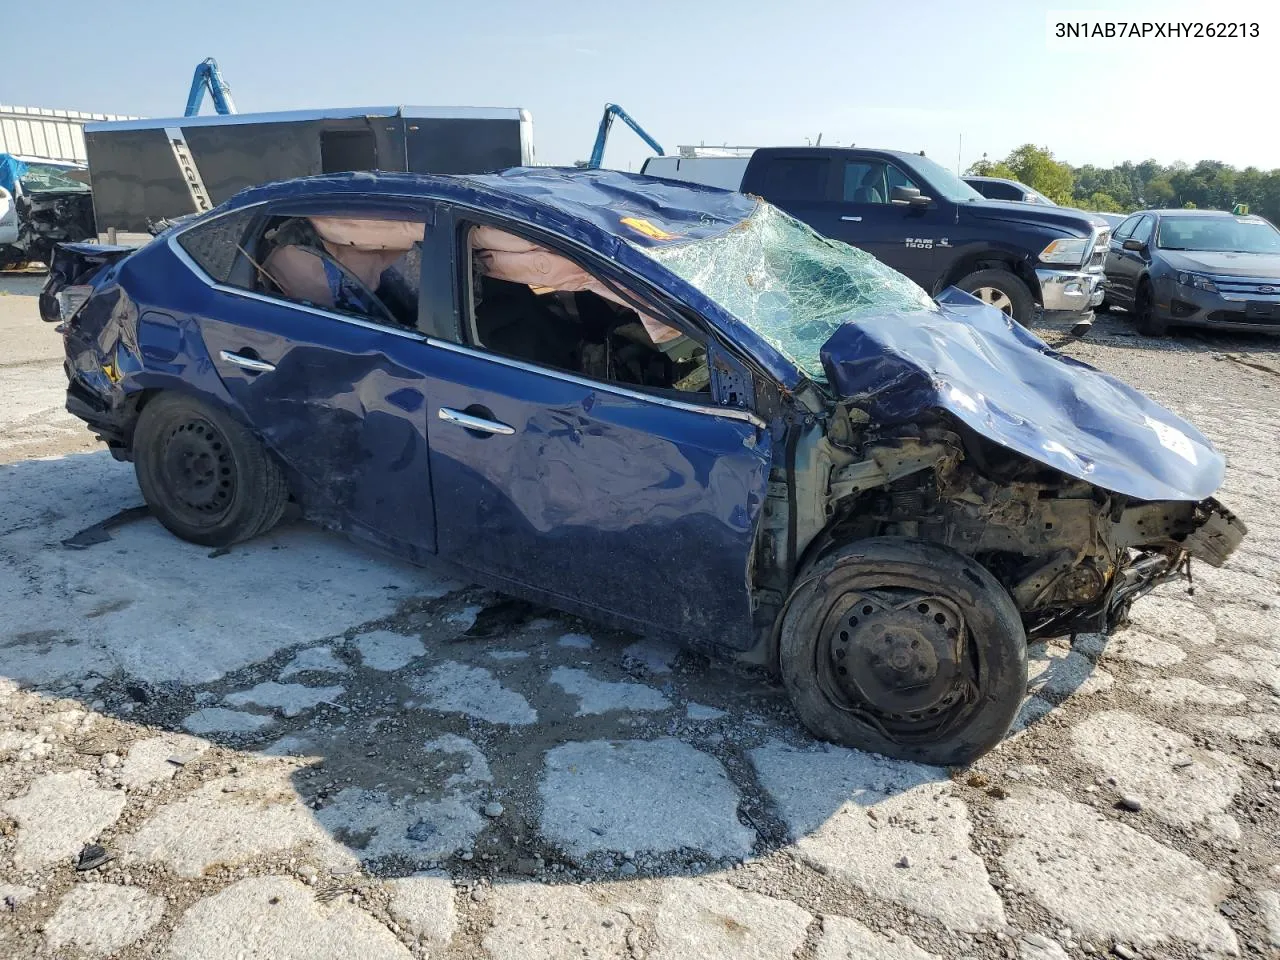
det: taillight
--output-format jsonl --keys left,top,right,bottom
{"left": 56, "top": 284, "right": 94, "bottom": 322}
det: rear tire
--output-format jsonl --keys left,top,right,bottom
{"left": 133, "top": 393, "right": 289, "bottom": 548}
{"left": 1133, "top": 280, "right": 1167, "bottom": 336}
{"left": 778, "top": 538, "right": 1028, "bottom": 766}
{"left": 955, "top": 268, "right": 1035, "bottom": 327}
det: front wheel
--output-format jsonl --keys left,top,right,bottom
{"left": 778, "top": 538, "right": 1028, "bottom": 766}
{"left": 954, "top": 268, "right": 1036, "bottom": 327}
{"left": 1133, "top": 280, "right": 1168, "bottom": 336}
{"left": 133, "top": 393, "right": 290, "bottom": 548}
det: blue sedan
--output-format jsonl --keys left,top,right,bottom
{"left": 45, "top": 168, "right": 1243, "bottom": 764}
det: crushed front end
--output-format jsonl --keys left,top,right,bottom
{"left": 805, "top": 419, "right": 1245, "bottom": 640}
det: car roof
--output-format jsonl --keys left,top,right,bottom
{"left": 220, "top": 167, "right": 761, "bottom": 249}
{"left": 1137, "top": 208, "right": 1262, "bottom": 219}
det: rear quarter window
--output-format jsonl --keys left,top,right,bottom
{"left": 175, "top": 208, "right": 257, "bottom": 283}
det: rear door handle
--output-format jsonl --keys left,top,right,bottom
{"left": 841, "top": 215, "right": 862, "bottom": 222}
{"left": 219, "top": 350, "right": 276, "bottom": 373}
{"left": 438, "top": 406, "right": 515, "bottom": 436}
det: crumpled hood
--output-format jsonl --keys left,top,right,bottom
{"left": 819, "top": 288, "right": 1225, "bottom": 502}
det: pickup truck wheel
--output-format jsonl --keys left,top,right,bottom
{"left": 955, "top": 269, "right": 1035, "bottom": 326}
{"left": 778, "top": 538, "right": 1028, "bottom": 766}
{"left": 1133, "top": 280, "right": 1168, "bottom": 336}
{"left": 133, "top": 393, "right": 289, "bottom": 548}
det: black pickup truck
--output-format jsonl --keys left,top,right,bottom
{"left": 641, "top": 146, "right": 1110, "bottom": 328}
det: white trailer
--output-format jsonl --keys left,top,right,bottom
{"left": 1, "top": 105, "right": 140, "bottom": 165}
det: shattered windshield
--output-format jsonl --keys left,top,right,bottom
{"left": 639, "top": 202, "right": 936, "bottom": 383}
{"left": 20, "top": 163, "right": 90, "bottom": 193}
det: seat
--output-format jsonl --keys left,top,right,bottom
{"left": 853, "top": 170, "right": 884, "bottom": 204}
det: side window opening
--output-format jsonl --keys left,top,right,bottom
{"left": 233, "top": 214, "right": 424, "bottom": 329}
{"left": 462, "top": 223, "right": 710, "bottom": 396}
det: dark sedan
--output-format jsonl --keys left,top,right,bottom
{"left": 1103, "top": 208, "right": 1280, "bottom": 335}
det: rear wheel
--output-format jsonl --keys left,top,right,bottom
{"left": 779, "top": 538, "right": 1028, "bottom": 766}
{"left": 955, "top": 268, "right": 1035, "bottom": 327}
{"left": 133, "top": 393, "right": 289, "bottom": 547}
{"left": 1133, "top": 280, "right": 1167, "bottom": 336}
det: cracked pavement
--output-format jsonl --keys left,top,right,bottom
{"left": 2, "top": 278, "right": 1279, "bottom": 959}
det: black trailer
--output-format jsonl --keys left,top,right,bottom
{"left": 83, "top": 105, "right": 533, "bottom": 234}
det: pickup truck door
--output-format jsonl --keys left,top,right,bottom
{"left": 811, "top": 158, "right": 940, "bottom": 281}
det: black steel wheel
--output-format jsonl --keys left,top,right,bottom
{"left": 779, "top": 538, "right": 1027, "bottom": 766}
{"left": 133, "top": 393, "right": 289, "bottom": 547}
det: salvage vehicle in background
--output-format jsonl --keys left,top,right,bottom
{"left": 0, "top": 154, "right": 96, "bottom": 269}
{"left": 1103, "top": 208, "right": 1280, "bottom": 335}
{"left": 43, "top": 169, "right": 1243, "bottom": 764}
{"left": 642, "top": 146, "right": 1110, "bottom": 328}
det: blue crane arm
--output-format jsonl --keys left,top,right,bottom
{"left": 184, "top": 58, "right": 237, "bottom": 117}
{"left": 585, "top": 104, "right": 663, "bottom": 169}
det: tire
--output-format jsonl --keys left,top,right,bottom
{"left": 133, "top": 392, "right": 289, "bottom": 548}
{"left": 955, "top": 268, "right": 1035, "bottom": 326}
{"left": 778, "top": 538, "right": 1028, "bottom": 766}
{"left": 1133, "top": 280, "right": 1168, "bottom": 336}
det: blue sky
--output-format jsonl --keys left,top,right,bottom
{"left": 3, "top": 0, "right": 1276, "bottom": 172}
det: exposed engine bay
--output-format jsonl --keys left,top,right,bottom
{"left": 0, "top": 157, "right": 97, "bottom": 269}
{"left": 754, "top": 408, "right": 1246, "bottom": 643}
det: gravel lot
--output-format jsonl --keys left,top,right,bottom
{"left": 2, "top": 272, "right": 1279, "bottom": 959}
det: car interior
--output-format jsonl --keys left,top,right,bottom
{"left": 463, "top": 224, "right": 711, "bottom": 395}
{"left": 245, "top": 215, "right": 425, "bottom": 329}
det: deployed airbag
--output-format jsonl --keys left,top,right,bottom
{"left": 470, "top": 225, "right": 681, "bottom": 344}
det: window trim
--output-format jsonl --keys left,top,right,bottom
{"left": 169, "top": 200, "right": 428, "bottom": 340}
{"left": 1112, "top": 215, "right": 1141, "bottom": 241}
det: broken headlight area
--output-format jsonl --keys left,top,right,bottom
{"left": 803, "top": 416, "right": 1245, "bottom": 641}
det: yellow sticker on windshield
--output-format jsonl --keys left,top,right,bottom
{"left": 620, "top": 216, "right": 679, "bottom": 241}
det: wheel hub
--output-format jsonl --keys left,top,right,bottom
{"left": 824, "top": 595, "right": 965, "bottom": 718}
{"left": 161, "top": 419, "right": 234, "bottom": 514}
{"left": 971, "top": 286, "right": 1014, "bottom": 315}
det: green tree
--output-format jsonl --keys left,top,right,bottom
{"left": 1084, "top": 191, "right": 1122, "bottom": 213}
{"left": 965, "top": 157, "right": 1017, "bottom": 179}
{"left": 1003, "top": 144, "right": 1075, "bottom": 205}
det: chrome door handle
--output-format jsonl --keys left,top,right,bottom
{"left": 219, "top": 350, "right": 276, "bottom": 372}
{"left": 438, "top": 407, "right": 515, "bottom": 436}
{"left": 841, "top": 216, "right": 862, "bottom": 222}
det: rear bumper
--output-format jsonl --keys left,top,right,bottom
{"left": 1037, "top": 267, "right": 1105, "bottom": 314}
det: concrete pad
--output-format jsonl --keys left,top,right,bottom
{"left": 385, "top": 871, "right": 456, "bottom": 948}
{"left": 992, "top": 787, "right": 1237, "bottom": 955}
{"left": 280, "top": 645, "right": 349, "bottom": 678}
{"left": 182, "top": 707, "right": 274, "bottom": 734}
{"left": 651, "top": 878, "right": 811, "bottom": 960}
{"left": 1026, "top": 641, "right": 1113, "bottom": 700}
{"left": 686, "top": 703, "right": 727, "bottom": 721}
{"left": 0, "top": 884, "right": 36, "bottom": 908}
{"left": 412, "top": 662, "right": 537, "bottom": 725}
{"left": 622, "top": 639, "right": 679, "bottom": 674}
{"left": 1127, "top": 595, "right": 1217, "bottom": 645}
{"left": 165, "top": 877, "right": 411, "bottom": 960}
{"left": 354, "top": 630, "right": 425, "bottom": 671}
{"left": 540, "top": 739, "right": 753, "bottom": 860}
{"left": 1129, "top": 677, "right": 1247, "bottom": 707}
{"left": 1259, "top": 890, "right": 1280, "bottom": 949}
{"left": 1205, "top": 655, "right": 1280, "bottom": 694}
{"left": 556, "top": 632, "right": 593, "bottom": 650}
{"left": 484, "top": 883, "right": 635, "bottom": 960}
{"left": 550, "top": 666, "right": 671, "bottom": 715}
{"left": 225, "top": 682, "right": 344, "bottom": 717}
{"left": 122, "top": 765, "right": 350, "bottom": 878}
{"left": 317, "top": 790, "right": 484, "bottom": 863}
{"left": 424, "top": 733, "right": 493, "bottom": 788}
{"left": 815, "top": 915, "right": 938, "bottom": 960}
{"left": 1070, "top": 711, "right": 1242, "bottom": 829}
{"left": 117, "top": 734, "right": 208, "bottom": 789}
{"left": 751, "top": 740, "right": 1004, "bottom": 932}
{"left": 1193, "top": 713, "right": 1280, "bottom": 742}
{"left": 1210, "top": 604, "right": 1280, "bottom": 643}
{"left": 45, "top": 884, "right": 165, "bottom": 956}
{"left": 1105, "top": 630, "right": 1187, "bottom": 668}
{"left": 3, "top": 770, "right": 126, "bottom": 870}
{"left": 1017, "top": 933, "right": 1070, "bottom": 960}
